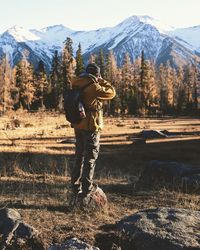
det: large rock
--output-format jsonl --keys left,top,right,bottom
{"left": 70, "top": 187, "right": 108, "bottom": 211}
{"left": 116, "top": 207, "right": 200, "bottom": 250}
{"left": 136, "top": 160, "right": 200, "bottom": 193}
{"left": 49, "top": 237, "right": 99, "bottom": 250}
{"left": 0, "top": 208, "right": 44, "bottom": 249}
{"left": 82, "top": 187, "right": 108, "bottom": 209}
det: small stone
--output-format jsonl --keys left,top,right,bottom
{"left": 49, "top": 237, "right": 99, "bottom": 250}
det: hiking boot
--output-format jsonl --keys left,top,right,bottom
{"left": 82, "top": 183, "right": 98, "bottom": 197}
{"left": 90, "top": 183, "right": 98, "bottom": 193}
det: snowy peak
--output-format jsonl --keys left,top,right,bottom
{"left": 138, "top": 16, "right": 174, "bottom": 33}
{"left": 40, "top": 24, "right": 74, "bottom": 33}
{"left": 3, "top": 25, "right": 39, "bottom": 42}
{"left": 30, "top": 24, "right": 75, "bottom": 44}
{"left": 1, "top": 24, "right": 75, "bottom": 44}
{"left": 117, "top": 15, "right": 174, "bottom": 34}
{"left": 0, "top": 15, "right": 199, "bottom": 71}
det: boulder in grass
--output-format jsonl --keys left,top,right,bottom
{"left": 0, "top": 208, "right": 21, "bottom": 238}
{"left": 49, "top": 237, "right": 100, "bottom": 250}
{"left": 135, "top": 160, "right": 200, "bottom": 193}
{"left": 70, "top": 187, "right": 108, "bottom": 212}
{"left": 83, "top": 187, "right": 107, "bottom": 208}
{"left": 116, "top": 207, "right": 200, "bottom": 250}
{"left": 0, "top": 208, "right": 44, "bottom": 250}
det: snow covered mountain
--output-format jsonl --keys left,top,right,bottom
{"left": 168, "top": 25, "right": 200, "bottom": 52}
{"left": 0, "top": 15, "right": 199, "bottom": 72}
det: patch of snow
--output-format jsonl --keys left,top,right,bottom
{"left": 117, "top": 15, "right": 174, "bottom": 34}
{"left": 169, "top": 26, "right": 200, "bottom": 51}
{"left": 31, "top": 25, "right": 74, "bottom": 45}
{"left": 2, "top": 44, "right": 15, "bottom": 55}
{"left": 137, "top": 15, "right": 174, "bottom": 33}
{"left": 0, "top": 15, "right": 199, "bottom": 69}
{"left": 5, "top": 25, "right": 39, "bottom": 42}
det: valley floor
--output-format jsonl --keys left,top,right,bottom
{"left": 0, "top": 111, "right": 200, "bottom": 248}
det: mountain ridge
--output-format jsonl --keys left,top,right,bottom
{"left": 0, "top": 15, "right": 199, "bottom": 71}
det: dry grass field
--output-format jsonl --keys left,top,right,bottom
{"left": 0, "top": 111, "right": 200, "bottom": 248}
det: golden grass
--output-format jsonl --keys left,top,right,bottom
{"left": 0, "top": 111, "right": 200, "bottom": 247}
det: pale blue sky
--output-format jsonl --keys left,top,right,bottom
{"left": 0, "top": 0, "right": 200, "bottom": 33}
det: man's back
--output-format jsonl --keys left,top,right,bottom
{"left": 72, "top": 73, "right": 115, "bottom": 131}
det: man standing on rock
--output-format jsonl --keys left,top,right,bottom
{"left": 70, "top": 63, "right": 116, "bottom": 203}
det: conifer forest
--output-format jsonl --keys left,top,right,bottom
{"left": 0, "top": 37, "right": 199, "bottom": 116}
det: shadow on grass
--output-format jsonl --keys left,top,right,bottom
{"left": 100, "top": 183, "right": 133, "bottom": 195}
{"left": 0, "top": 202, "right": 70, "bottom": 213}
{"left": 0, "top": 137, "right": 200, "bottom": 213}
{"left": 0, "top": 152, "right": 72, "bottom": 175}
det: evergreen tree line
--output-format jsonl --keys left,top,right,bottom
{"left": 0, "top": 37, "right": 199, "bottom": 115}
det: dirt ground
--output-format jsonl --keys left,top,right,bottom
{"left": 0, "top": 111, "right": 200, "bottom": 249}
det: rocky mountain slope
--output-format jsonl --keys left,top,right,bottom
{"left": 0, "top": 15, "right": 199, "bottom": 71}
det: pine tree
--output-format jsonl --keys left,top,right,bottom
{"left": 175, "top": 66, "right": 185, "bottom": 112}
{"left": 158, "top": 63, "right": 167, "bottom": 113}
{"left": 50, "top": 50, "right": 62, "bottom": 109}
{"left": 184, "top": 63, "right": 195, "bottom": 111}
{"left": 146, "top": 61, "right": 158, "bottom": 112}
{"left": 120, "top": 53, "right": 134, "bottom": 113}
{"left": 98, "top": 49, "right": 105, "bottom": 77}
{"left": 35, "top": 60, "right": 49, "bottom": 109}
{"left": 121, "top": 53, "right": 132, "bottom": 82}
{"left": 193, "top": 62, "right": 200, "bottom": 110}
{"left": 104, "top": 50, "right": 119, "bottom": 114}
{"left": 138, "top": 50, "right": 149, "bottom": 112}
{"left": 0, "top": 55, "right": 14, "bottom": 113}
{"left": 75, "top": 43, "right": 84, "bottom": 76}
{"left": 15, "top": 60, "right": 23, "bottom": 109}
{"left": 172, "top": 66, "right": 184, "bottom": 112}
{"left": 62, "top": 37, "right": 75, "bottom": 90}
{"left": 105, "top": 50, "right": 118, "bottom": 82}
{"left": 132, "top": 57, "right": 141, "bottom": 111}
{"left": 191, "top": 62, "right": 199, "bottom": 111}
{"left": 62, "top": 37, "right": 73, "bottom": 87}
{"left": 197, "top": 70, "right": 200, "bottom": 110}
{"left": 15, "top": 59, "right": 35, "bottom": 110}
{"left": 23, "top": 63, "right": 35, "bottom": 110}
{"left": 165, "top": 61, "right": 174, "bottom": 112}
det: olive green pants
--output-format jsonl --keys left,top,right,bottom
{"left": 71, "top": 129, "right": 100, "bottom": 195}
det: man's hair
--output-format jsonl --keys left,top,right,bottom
{"left": 86, "top": 63, "right": 100, "bottom": 77}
